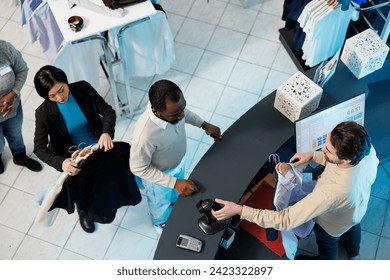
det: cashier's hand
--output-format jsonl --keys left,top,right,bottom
{"left": 174, "top": 179, "right": 198, "bottom": 196}
{"left": 201, "top": 122, "right": 222, "bottom": 141}
{"left": 98, "top": 133, "right": 114, "bottom": 152}
{"left": 211, "top": 198, "right": 242, "bottom": 221}
{"left": 289, "top": 152, "right": 314, "bottom": 167}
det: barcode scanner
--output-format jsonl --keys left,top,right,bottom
{"left": 196, "top": 199, "right": 226, "bottom": 235}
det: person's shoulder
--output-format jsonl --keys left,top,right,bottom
{"left": 70, "top": 80, "right": 92, "bottom": 88}
{"left": 132, "top": 113, "right": 158, "bottom": 137}
{"left": 70, "top": 81, "right": 97, "bottom": 96}
{"left": 0, "top": 40, "right": 13, "bottom": 55}
{"left": 35, "top": 101, "right": 50, "bottom": 115}
{"left": 0, "top": 40, "right": 11, "bottom": 48}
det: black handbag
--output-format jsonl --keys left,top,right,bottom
{"left": 102, "top": 0, "right": 146, "bottom": 9}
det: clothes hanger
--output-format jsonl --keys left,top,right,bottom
{"left": 326, "top": 0, "right": 340, "bottom": 9}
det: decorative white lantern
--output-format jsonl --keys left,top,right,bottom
{"left": 341, "top": 28, "right": 389, "bottom": 79}
{"left": 274, "top": 71, "right": 323, "bottom": 122}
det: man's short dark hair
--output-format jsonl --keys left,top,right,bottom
{"left": 34, "top": 65, "right": 69, "bottom": 101}
{"left": 330, "top": 121, "right": 371, "bottom": 166}
{"left": 149, "top": 80, "right": 182, "bottom": 112}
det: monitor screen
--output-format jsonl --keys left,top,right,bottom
{"left": 295, "top": 93, "right": 366, "bottom": 153}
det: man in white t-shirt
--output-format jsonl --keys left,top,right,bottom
{"left": 213, "top": 121, "right": 378, "bottom": 259}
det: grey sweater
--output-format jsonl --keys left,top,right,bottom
{"left": 130, "top": 104, "right": 204, "bottom": 188}
{"left": 0, "top": 40, "right": 28, "bottom": 121}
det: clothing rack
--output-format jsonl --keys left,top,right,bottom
{"left": 348, "top": 0, "right": 390, "bottom": 41}
{"left": 279, "top": 0, "right": 390, "bottom": 74}
{"left": 71, "top": 35, "right": 125, "bottom": 117}
{"left": 351, "top": 0, "right": 390, "bottom": 11}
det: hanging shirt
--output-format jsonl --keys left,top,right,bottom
{"left": 108, "top": 10, "right": 175, "bottom": 78}
{"left": 54, "top": 39, "right": 105, "bottom": 90}
{"left": 25, "top": 1, "right": 64, "bottom": 63}
{"left": 56, "top": 92, "right": 98, "bottom": 147}
{"left": 298, "top": 1, "right": 353, "bottom": 67}
{"left": 21, "top": 0, "right": 43, "bottom": 25}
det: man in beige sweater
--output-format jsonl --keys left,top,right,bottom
{"left": 212, "top": 121, "right": 378, "bottom": 259}
{"left": 130, "top": 80, "right": 221, "bottom": 233}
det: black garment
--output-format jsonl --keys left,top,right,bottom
{"left": 34, "top": 80, "right": 116, "bottom": 171}
{"left": 49, "top": 142, "right": 142, "bottom": 224}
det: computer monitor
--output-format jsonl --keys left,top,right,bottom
{"left": 294, "top": 93, "right": 366, "bottom": 153}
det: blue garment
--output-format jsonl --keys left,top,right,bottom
{"left": 136, "top": 155, "right": 186, "bottom": 225}
{"left": 21, "top": 0, "right": 43, "bottom": 25}
{"left": 352, "top": 0, "right": 367, "bottom": 4}
{"left": 0, "top": 104, "right": 25, "bottom": 155}
{"left": 314, "top": 223, "right": 361, "bottom": 259}
{"left": 56, "top": 92, "right": 98, "bottom": 147}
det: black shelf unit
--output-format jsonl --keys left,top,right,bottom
{"left": 278, "top": 27, "right": 317, "bottom": 78}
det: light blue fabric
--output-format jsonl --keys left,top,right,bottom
{"left": 136, "top": 155, "right": 186, "bottom": 225}
{"left": 56, "top": 92, "right": 98, "bottom": 147}
{"left": 274, "top": 163, "right": 316, "bottom": 260}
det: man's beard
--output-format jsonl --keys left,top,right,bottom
{"left": 168, "top": 119, "right": 181, "bottom": 125}
{"left": 324, "top": 153, "right": 342, "bottom": 165}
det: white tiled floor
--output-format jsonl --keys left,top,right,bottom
{"left": 1, "top": 0, "right": 389, "bottom": 260}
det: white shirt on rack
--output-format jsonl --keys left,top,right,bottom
{"left": 298, "top": 1, "right": 353, "bottom": 67}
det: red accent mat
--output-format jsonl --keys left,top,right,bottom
{"left": 239, "top": 175, "right": 285, "bottom": 257}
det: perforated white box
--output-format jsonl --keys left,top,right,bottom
{"left": 274, "top": 71, "right": 323, "bottom": 122}
{"left": 341, "top": 28, "right": 389, "bottom": 79}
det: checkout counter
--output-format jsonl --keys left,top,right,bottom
{"left": 153, "top": 61, "right": 368, "bottom": 260}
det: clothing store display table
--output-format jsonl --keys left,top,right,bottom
{"left": 45, "top": 0, "right": 155, "bottom": 116}
{"left": 47, "top": 0, "right": 155, "bottom": 43}
{"left": 153, "top": 61, "right": 368, "bottom": 260}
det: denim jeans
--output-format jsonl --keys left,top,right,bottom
{"left": 0, "top": 104, "right": 25, "bottom": 155}
{"left": 314, "top": 223, "right": 361, "bottom": 260}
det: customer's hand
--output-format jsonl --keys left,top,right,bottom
{"left": 290, "top": 152, "right": 314, "bottom": 167}
{"left": 0, "top": 91, "right": 16, "bottom": 117}
{"left": 174, "top": 179, "right": 198, "bottom": 196}
{"left": 275, "top": 162, "right": 292, "bottom": 176}
{"left": 62, "top": 158, "right": 81, "bottom": 176}
{"left": 0, "top": 102, "right": 14, "bottom": 118}
{"left": 98, "top": 133, "right": 114, "bottom": 152}
{"left": 201, "top": 122, "right": 222, "bottom": 141}
{"left": 211, "top": 198, "right": 242, "bottom": 221}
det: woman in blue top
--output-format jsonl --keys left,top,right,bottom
{"left": 33, "top": 65, "right": 116, "bottom": 233}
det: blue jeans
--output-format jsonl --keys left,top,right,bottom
{"left": 0, "top": 104, "right": 25, "bottom": 155}
{"left": 314, "top": 223, "right": 361, "bottom": 260}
